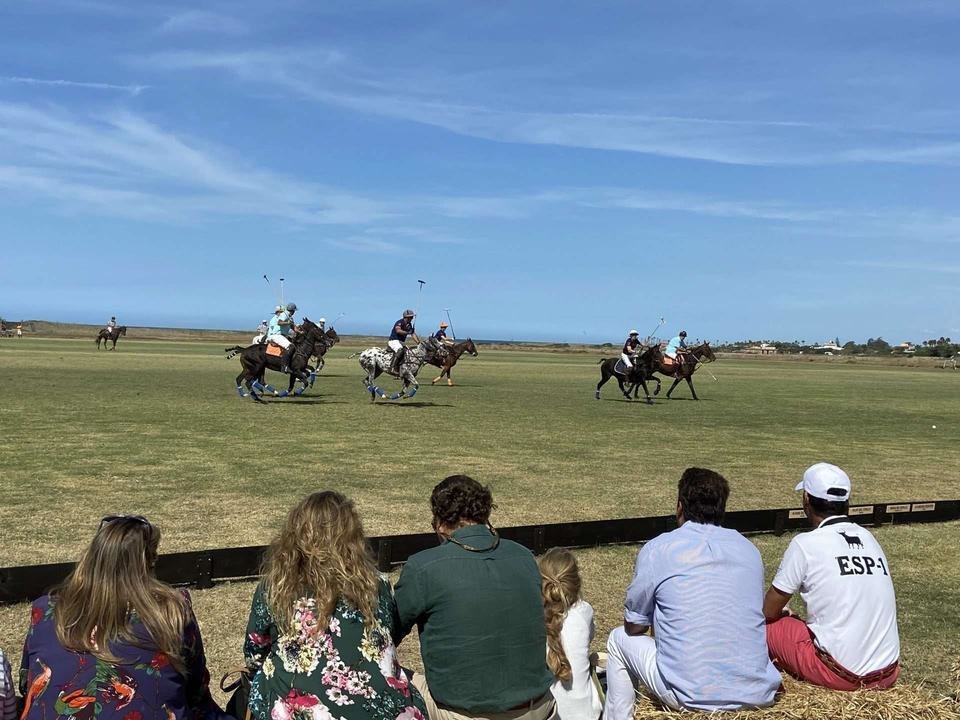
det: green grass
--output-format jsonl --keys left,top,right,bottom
{"left": 0, "top": 337, "right": 957, "bottom": 566}
{"left": 0, "top": 337, "right": 958, "bottom": 694}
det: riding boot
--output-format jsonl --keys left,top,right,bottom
{"left": 391, "top": 346, "right": 405, "bottom": 374}
{"left": 280, "top": 346, "right": 295, "bottom": 373}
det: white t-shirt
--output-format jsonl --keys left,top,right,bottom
{"left": 772, "top": 517, "right": 900, "bottom": 676}
{"left": 549, "top": 600, "right": 602, "bottom": 720}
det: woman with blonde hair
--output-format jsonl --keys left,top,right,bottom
{"left": 19, "top": 515, "right": 225, "bottom": 720}
{"left": 244, "top": 491, "right": 425, "bottom": 720}
{"left": 538, "top": 548, "right": 602, "bottom": 720}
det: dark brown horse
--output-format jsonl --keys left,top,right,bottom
{"left": 595, "top": 345, "right": 662, "bottom": 403}
{"left": 651, "top": 341, "right": 717, "bottom": 400}
{"left": 96, "top": 325, "right": 127, "bottom": 350}
{"left": 429, "top": 338, "right": 479, "bottom": 386}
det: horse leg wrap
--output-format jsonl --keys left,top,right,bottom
{"left": 251, "top": 380, "right": 265, "bottom": 393}
{"left": 389, "top": 391, "right": 403, "bottom": 401}
{"left": 293, "top": 386, "right": 305, "bottom": 396}
{"left": 406, "top": 387, "right": 417, "bottom": 398}
{"left": 277, "top": 389, "right": 290, "bottom": 398}
{"left": 264, "top": 384, "right": 278, "bottom": 396}
{"left": 236, "top": 385, "right": 246, "bottom": 397}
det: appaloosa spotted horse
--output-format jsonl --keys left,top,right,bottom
{"left": 358, "top": 338, "right": 439, "bottom": 401}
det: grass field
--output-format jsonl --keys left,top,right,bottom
{"left": 1, "top": 336, "right": 959, "bottom": 697}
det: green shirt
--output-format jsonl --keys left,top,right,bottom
{"left": 392, "top": 524, "right": 553, "bottom": 713}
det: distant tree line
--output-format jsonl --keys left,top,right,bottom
{"left": 717, "top": 337, "right": 958, "bottom": 357}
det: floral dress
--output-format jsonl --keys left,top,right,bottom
{"left": 19, "top": 593, "right": 227, "bottom": 720}
{"left": 244, "top": 579, "right": 425, "bottom": 720}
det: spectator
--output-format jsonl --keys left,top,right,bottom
{"left": 1, "top": 647, "right": 15, "bottom": 720}
{"left": 605, "top": 468, "right": 781, "bottom": 717}
{"left": 244, "top": 491, "right": 425, "bottom": 720}
{"left": 392, "top": 474, "right": 555, "bottom": 720}
{"left": 538, "top": 548, "right": 602, "bottom": 720}
{"left": 19, "top": 515, "right": 226, "bottom": 720}
{"left": 763, "top": 463, "right": 900, "bottom": 690}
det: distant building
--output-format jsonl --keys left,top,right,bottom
{"left": 745, "top": 342, "right": 777, "bottom": 355}
{"left": 892, "top": 342, "right": 916, "bottom": 354}
{"left": 814, "top": 340, "right": 843, "bottom": 353}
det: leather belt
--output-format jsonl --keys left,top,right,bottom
{"left": 811, "top": 633, "right": 899, "bottom": 686}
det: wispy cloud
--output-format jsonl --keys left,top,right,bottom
{"left": 843, "top": 260, "right": 960, "bottom": 275}
{"left": 1, "top": 76, "right": 147, "bottom": 95}
{"left": 158, "top": 10, "right": 248, "bottom": 36}
{"left": 140, "top": 48, "right": 960, "bottom": 167}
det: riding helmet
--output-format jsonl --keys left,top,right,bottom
{"left": 275, "top": 305, "right": 283, "bottom": 313}
{"left": 629, "top": 330, "right": 639, "bottom": 336}
{"left": 286, "top": 302, "right": 297, "bottom": 313}
{"left": 679, "top": 330, "right": 687, "bottom": 337}
{"left": 403, "top": 309, "right": 415, "bottom": 318}
{"left": 440, "top": 321, "right": 449, "bottom": 327}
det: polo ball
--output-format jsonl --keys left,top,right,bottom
{"left": 932, "top": 425, "right": 937, "bottom": 429}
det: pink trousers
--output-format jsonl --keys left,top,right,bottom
{"left": 765, "top": 616, "right": 898, "bottom": 691}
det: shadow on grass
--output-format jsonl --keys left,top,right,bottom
{"left": 375, "top": 401, "right": 454, "bottom": 408}
{"left": 428, "top": 383, "right": 483, "bottom": 388}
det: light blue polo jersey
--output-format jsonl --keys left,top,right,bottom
{"left": 624, "top": 521, "right": 781, "bottom": 711}
{"left": 665, "top": 336, "right": 686, "bottom": 357}
{"left": 267, "top": 313, "right": 292, "bottom": 336}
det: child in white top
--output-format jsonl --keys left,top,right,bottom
{"left": 539, "top": 548, "right": 602, "bottom": 720}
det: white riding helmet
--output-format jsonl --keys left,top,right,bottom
{"left": 274, "top": 305, "right": 283, "bottom": 314}
{"left": 629, "top": 330, "right": 639, "bottom": 336}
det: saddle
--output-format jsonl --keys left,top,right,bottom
{"left": 614, "top": 359, "right": 629, "bottom": 375}
{"left": 265, "top": 343, "right": 283, "bottom": 357}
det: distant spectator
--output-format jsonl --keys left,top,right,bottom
{"left": 392, "top": 474, "right": 555, "bottom": 720}
{"left": 19, "top": 515, "right": 226, "bottom": 720}
{"left": 538, "top": 548, "right": 602, "bottom": 720}
{"left": 604, "top": 468, "right": 781, "bottom": 717}
{"left": 764, "top": 463, "right": 900, "bottom": 690}
{"left": 1, "top": 647, "right": 15, "bottom": 720}
{"left": 243, "top": 491, "right": 425, "bottom": 720}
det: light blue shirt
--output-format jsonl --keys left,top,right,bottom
{"left": 624, "top": 522, "right": 781, "bottom": 711}
{"left": 267, "top": 312, "right": 292, "bottom": 337}
{"left": 665, "top": 336, "right": 686, "bottom": 357}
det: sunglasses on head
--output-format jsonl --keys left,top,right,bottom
{"left": 99, "top": 515, "right": 151, "bottom": 530}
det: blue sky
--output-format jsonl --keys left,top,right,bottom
{"left": 0, "top": 1, "right": 958, "bottom": 343}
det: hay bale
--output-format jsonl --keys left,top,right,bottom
{"left": 632, "top": 676, "right": 956, "bottom": 720}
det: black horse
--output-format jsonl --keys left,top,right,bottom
{"left": 595, "top": 345, "right": 661, "bottom": 403}
{"left": 225, "top": 319, "right": 328, "bottom": 402}
{"left": 96, "top": 325, "right": 127, "bottom": 350}
{"left": 310, "top": 327, "right": 341, "bottom": 373}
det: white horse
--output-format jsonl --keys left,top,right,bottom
{"left": 358, "top": 339, "right": 437, "bottom": 401}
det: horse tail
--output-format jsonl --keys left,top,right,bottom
{"left": 225, "top": 346, "right": 244, "bottom": 359}
{"left": 597, "top": 358, "right": 606, "bottom": 365}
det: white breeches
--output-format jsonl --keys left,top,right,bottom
{"left": 253, "top": 334, "right": 264, "bottom": 344}
{"left": 388, "top": 339, "right": 404, "bottom": 354}
{"left": 267, "top": 334, "right": 291, "bottom": 349}
{"left": 620, "top": 353, "right": 633, "bottom": 368}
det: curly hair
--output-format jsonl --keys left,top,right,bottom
{"left": 678, "top": 467, "right": 729, "bottom": 525}
{"left": 538, "top": 547, "right": 582, "bottom": 683}
{"left": 430, "top": 475, "right": 495, "bottom": 527}
{"left": 261, "top": 491, "right": 380, "bottom": 634}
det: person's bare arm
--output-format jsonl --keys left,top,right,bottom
{"left": 763, "top": 585, "right": 793, "bottom": 622}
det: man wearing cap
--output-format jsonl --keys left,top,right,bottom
{"left": 621, "top": 330, "right": 642, "bottom": 372}
{"left": 433, "top": 320, "right": 454, "bottom": 345}
{"left": 388, "top": 309, "right": 419, "bottom": 374}
{"left": 763, "top": 463, "right": 900, "bottom": 690}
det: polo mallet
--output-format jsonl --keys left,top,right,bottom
{"left": 330, "top": 312, "right": 346, "bottom": 329}
{"left": 416, "top": 279, "right": 426, "bottom": 322}
{"left": 444, "top": 308, "right": 456, "bottom": 339}
{"left": 279, "top": 277, "right": 285, "bottom": 307}
{"left": 646, "top": 317, "right": 665, "bottom": 344}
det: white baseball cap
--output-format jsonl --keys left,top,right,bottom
{"left": 795, "top": 462, "right": 851, "bottom": 501}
